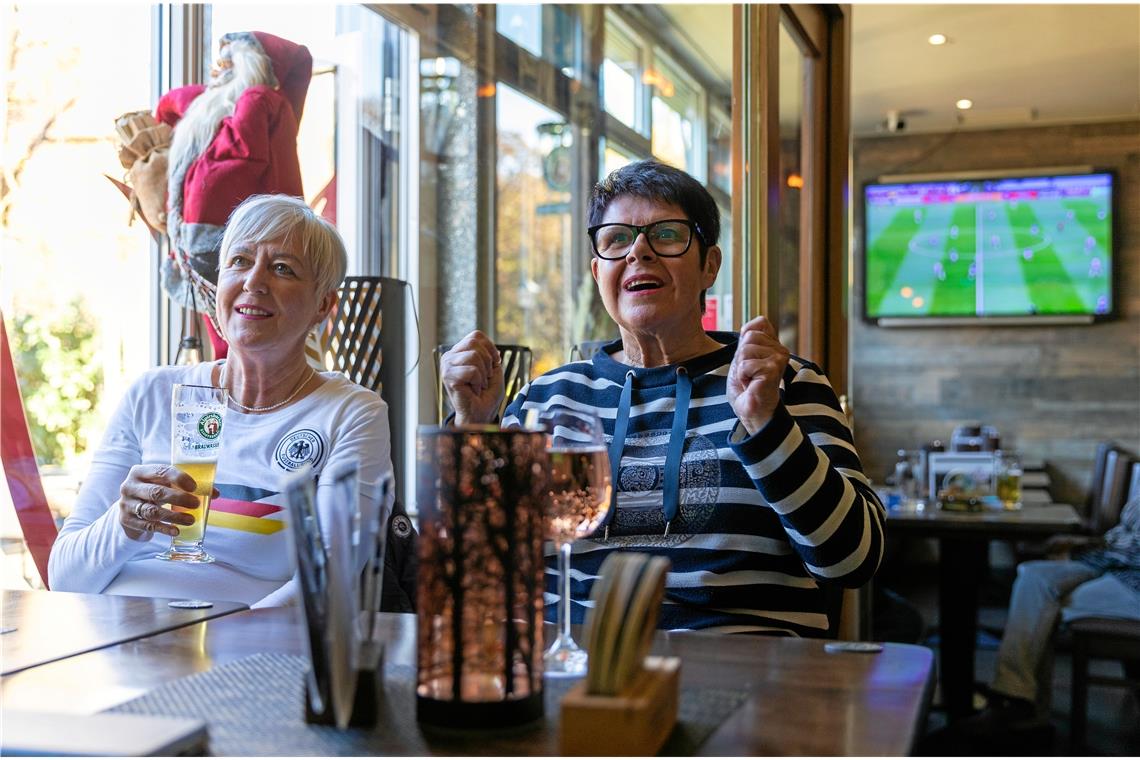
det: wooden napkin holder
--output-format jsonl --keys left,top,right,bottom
{"left": 559, "top": 655, "right": 680, "bottom": 756}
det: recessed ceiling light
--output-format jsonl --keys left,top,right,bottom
{"left": 928, "top": 33, "right": 948, "bottom": 46}
{"left": 956, "top": 99, "right": 973, "bottom": 110}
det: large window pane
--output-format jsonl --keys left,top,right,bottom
{"left": 602, "top": 139, "right": 639, "bottom": 178}
{"left": 207, "top": 7, "right": 409, "bottom": 279}
{"left": 603, "top": 19, "right": 642, "bottom": 132}
{"left": 498, "top": 4, "right": 579, "bottom": 76}
{"left": 650, "top": 53, "right": 704, "bottom": 177}
{"left": 497, "top": 4, "right": 543, "bottom": 57}
{"left": 207, "top": 7, "right": 340, "bottom": 247}
{"left": 1, "top": 4, "right": 154, "bottom": 586}
{"left": 776, "top": 22, "right": 804, "bottom": 352}
{"left": 495, "top": 84, "right": 573, "bottom": 375}
{"left": 707, "top": 205, "right": 734, "bottom": 332}
{"left": 710, "top": 108, "right": 732, "bottom": 196}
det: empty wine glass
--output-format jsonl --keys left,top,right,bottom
{"left": 533, "top": 407, "right": 612, "bottom": 676}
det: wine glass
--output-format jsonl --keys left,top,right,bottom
{"left": 535, "top": 408, "right": 612, "bottom": 676}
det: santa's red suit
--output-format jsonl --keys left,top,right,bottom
{"left": 157, "top": 31, "right": 311, "bottom": 356}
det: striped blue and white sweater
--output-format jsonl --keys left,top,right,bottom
{"left": 502, "top": 333, "right": 885, "bottom": 636}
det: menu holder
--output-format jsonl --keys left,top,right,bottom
{"left": 559, "top": 553, "right": 679, "bottom": 756}
{"left": 284, "top": 466, "right": 391, "bottom": 729}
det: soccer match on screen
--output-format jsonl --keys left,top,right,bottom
{"left": 863, "top": 173, "right": 1113, "bottom": 319}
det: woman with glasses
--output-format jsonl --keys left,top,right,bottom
{"left": 440, "top": 159, "right": 884, "bottom": 636}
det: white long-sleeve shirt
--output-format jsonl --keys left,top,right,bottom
{"left": 48, "top": 361, "right": 393, "bottom": 607}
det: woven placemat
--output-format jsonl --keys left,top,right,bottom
{"left": 106, "top": 652, "right": 748, "bottom": 756}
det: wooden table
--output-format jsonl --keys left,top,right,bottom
{"left": 1, "top": 589, "right": 246, "bottom": 676}
{"left": 886, "top": 502, "right": 1082, "bottom": 719}
{"left": 1, "top": 605, "right": 935, "bottom": 756}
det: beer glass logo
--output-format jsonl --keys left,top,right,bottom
{"left": 198, "top": 412, "right": 223, "bottom": 440}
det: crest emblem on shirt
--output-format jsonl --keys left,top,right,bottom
{"left": 274, "top": 429, "right": 325, "bottom": 471}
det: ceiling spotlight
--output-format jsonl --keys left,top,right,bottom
{"left": 956, "top": 99, "right": 973, "bottom": 110}
{"left": 928, "top": 33, "right": 948, "bottom": 46}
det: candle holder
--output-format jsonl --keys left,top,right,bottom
{"left": 415, "top": 426, "right": 548, "bottom": 729}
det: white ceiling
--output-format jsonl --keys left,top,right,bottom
{"left": 851, "top": 3, "right": 1140, "bottom": 135}
{"left": 661, "top": 3, "right": 1140, "bottom": 137}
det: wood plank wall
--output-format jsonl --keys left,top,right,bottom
{"left": 851, "top": 120, "right": 1140, "bottom": 508}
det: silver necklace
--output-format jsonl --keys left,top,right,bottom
{"left": 220, "top": 362, "right": 316, "bottom": 413}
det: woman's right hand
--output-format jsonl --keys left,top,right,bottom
{"left": 117, "top": 464, "right": 216, "bottom": 541}
{"left": 440, "top": 330, "right": 504, "bottom": 425}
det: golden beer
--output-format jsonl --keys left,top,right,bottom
{"left": 170, "top": 460, "right": 218, "bottom": 544}
{"left": 156, "top": 383, "right": 227, "bottom": 563}
{"left": 994, "top": 451, "right": 1023, "bottom": 511}
{"left": 996, "top": 472, "right": 1022, "bottom": 510}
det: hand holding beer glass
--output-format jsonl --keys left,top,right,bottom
{"left": 156, "top": 384, "right": 228, "bottom": 563}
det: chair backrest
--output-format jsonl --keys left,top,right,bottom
{"left": 1094, "top": 448, "right": 1135, "bottom": 534}
{"left": 1084, "top": 441, "right": 1119, "bottom": 520}
{"left": 325, "top": 276, "right": 384, "bottom": 393}
{"left": 1127, "top": 462, "right": 1140, "bottom": 506}
{"left": 0, "top": 313, "right": 58, "bottom": 588}
{"left": 568, "top": 339, "right": 613, "bottom": 363}
{"left": 322, "top": 276, "right": 412, "bottom": 502}
{"left": 434, "top": 343, "right": 532, "bottom": 423}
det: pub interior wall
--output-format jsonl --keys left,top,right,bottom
{"left": 850, "top": 120, "right": 1140, "bottom": 508}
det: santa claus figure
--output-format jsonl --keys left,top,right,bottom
{"left": 157, "top": 31, "right": 312, "bottom": 357}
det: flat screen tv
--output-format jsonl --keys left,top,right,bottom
{"left": 862, "top": 170, "right": 1115, "bottom": 325}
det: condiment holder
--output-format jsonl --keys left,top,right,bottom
{"left": 559, "top": 553, "right": 679, "bottom": 756}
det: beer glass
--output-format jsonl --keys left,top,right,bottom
{"left": 995, "top": 450, "right": 1023, "bottom": 511}
{"left": 156, "top": 384, "right": 227, "bottom": 562}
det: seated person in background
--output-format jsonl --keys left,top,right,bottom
{"left": 440, "top": 159, "right": 885, "bottom": 635}
{"left": 960, "top": 494, "right": 1140, "bottom": 734}
{"left": 49, "top": 195, "right": 393, "bottom": 607}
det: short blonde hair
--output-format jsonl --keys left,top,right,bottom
{"left": 219, "top": 194, "right": 347, "bottom": 297}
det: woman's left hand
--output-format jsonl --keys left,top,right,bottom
{"left": 727, "top": 315, "right": 790, "bottom": 436}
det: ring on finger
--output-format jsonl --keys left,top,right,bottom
{"left": 133, "top": 502, "right": 147, "bottom": 521}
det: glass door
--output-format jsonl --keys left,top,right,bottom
{"left": 734, "top": 4, "right": 850, "bottom": 389}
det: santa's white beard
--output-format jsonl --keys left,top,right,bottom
{"left": 167, "top": 74, "right": 246, "bottom": 197}
{"left": 166, "top": 42, "right": 273, "bottom": 260}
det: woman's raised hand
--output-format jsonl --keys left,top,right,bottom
{"left": 440, "top": 330, "right": 505, "bottom": 425}
{"left": 117, "top": 464, "right": 216, "bottom": 541}
{"left": 727, "top": 315, "right": 790, "bottom": 436}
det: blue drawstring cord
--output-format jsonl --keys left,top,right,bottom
{"left": 602, "top": 370, "right": 635, "bottom": 541}
{"left": 662, "top": 367, "right": 692, "bottom": 536}
{"left": 601, "top": 365, "right": 693, "bottom": 539}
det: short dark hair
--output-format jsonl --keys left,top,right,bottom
{"left": 588, "top": 159, "right": 720, "bottom": 310}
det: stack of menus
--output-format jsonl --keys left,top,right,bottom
{"left": 283, "top": 464, "right": 390, "bottom": 729}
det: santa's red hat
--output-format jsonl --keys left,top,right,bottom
{"left": 219, "top": 31, "right": 312, "bottom": 121}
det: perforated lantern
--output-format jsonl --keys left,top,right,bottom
{"left": 415, "top": 426, "right": 548, "bottom": 728}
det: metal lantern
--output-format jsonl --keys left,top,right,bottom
{"left": 415, "top": 426, "right": 548, "bottom": 729}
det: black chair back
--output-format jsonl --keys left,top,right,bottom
{"left": 1094, "top": 448, "right": 1135, "bottom": 534}
{"left": 322, "top": 276, "right": 412, "bottom": 502}
{"left": 569, "top": 339, "right": 614, "bottom": 363}
{"left": 434, "top": 343, "right": 532, "bottom": 423}
{"left": 1127, "top": 461, "right": 1140, "bottom": 506}
{"left": 326, "top": 276, "right": 384, "bottom": 393}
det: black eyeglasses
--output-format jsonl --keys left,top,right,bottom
{"left": 587, "top": 219, "right": 705, "bottom": 260}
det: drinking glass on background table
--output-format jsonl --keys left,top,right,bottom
{"left": 156, "top": 384, "right": 227, "bottom": 563}
{"left": 995, "top": 450, "right": 1023, "bottom": 510}
{"left": 530, "top": 408, "right": 612, "bottom": 677}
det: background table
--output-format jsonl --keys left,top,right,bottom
{"left": 1, "top": 605, "right": 935, "bottom": 756}
{"left": 1, "top": 589, "right": 246, "bottom": 676}
{"left": 886, "top": 502, "right": 1082, "bottom": 718}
